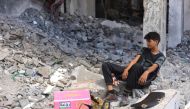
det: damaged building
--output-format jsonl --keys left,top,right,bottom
{"left": 0, "top": 0, "right": 190, "bottom": 109}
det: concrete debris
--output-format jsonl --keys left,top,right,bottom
{"left": 0, "top": 48, "right": 11, "bottom": 61}
{"left": 185, "top": 102, "right": 190, "bottom": 109}
{"left": 37, "top": 66, "right": 52, "bottom": 78}
{"left": 42, "top": 85, "right": 55, "bottom": 95}
{"left": 50, "top": 68, "right": 68, "bottom": 85}
{"left": 19, "top": 99, "right": 30, "bottom": 109}
{"left": 101, "top": 20, "right": 130, "bottom": 29}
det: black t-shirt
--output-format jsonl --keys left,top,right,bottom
{"left": 137, "top": 47, "right": 166, "bottom": 79}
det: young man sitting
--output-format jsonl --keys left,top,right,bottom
{"left": 102, "top": 32, "right": 166, "bottom": 101}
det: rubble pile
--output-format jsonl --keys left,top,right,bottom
{"left": 0, "top": 8, "right": 189, "bottom": 109}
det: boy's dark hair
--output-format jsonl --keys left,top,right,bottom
{"left": 144, "top": 32, "right": 160, "bottom": 43}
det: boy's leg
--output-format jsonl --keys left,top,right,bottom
{"left": 102, "top": 62, "right": 125, "bottom": 90}
{"left": 102, "top": 62, "right": 125, "bottom": 101}
{"left": 126, "top": 63, "right": 145, "bottom": 89}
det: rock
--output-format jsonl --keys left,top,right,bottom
{"left": 42, "top": 85, "right": 55, "bottom": 95}
{"left": 0, "top": 48, "right": 11, "bottom": 61}
{"left": 28, "top": 95, "right": 45, "bottom": 102}
{"left": 19, "top": 99, "right": 30, "bottom": 109}
{"left": 0, "top": 34, "right": 4, "bottom": 42}
{"left": 33, "top": 21, "right": 38, "bottom": 25}
{"left": 70, "top": 75, "right": 76, "bottom": 80}
{"left": 12, "top": 102, "right": 20, "bottom": 108}
{"left": 101, "top": 20, "right": 130, "bottom": 29}
{"left": 9, "top": 29, "right": 24, "bottom": 39}
{"left": 69, "top": 65, "right": 106, "bottom": 92}
{"left": 109, "top": 54, "right": 121, "bottom": 61}
{"left": 13, "top": 54, "right": 24, "bottom": 64}
{"left": 13, "top": 107, "right": 22, "bottom": 109}
{"left": 185, "top": 101, "right": 190, "bottom": 109}
{"left": 35, "top": 77, "right": 44, "bottom": 83}
{"left": 37, "top": 66, "right": 52, "bottom": 78}
{"left": 0, "top": 100, "right": 12, "bottom": 107}
{"left": 71, "top": 65, "right": 103, "bottom": 82}
{"left": 25, "top": 69, "right": 36, "bottom": 77}
{"left": 23, "top": 103, "right": 34, "bottom": 109}
{"left": 77, "top": 59, "right": 92, "bottom": 68}
{"left": 50, "top": 68, "right": 68, "bottom": 85}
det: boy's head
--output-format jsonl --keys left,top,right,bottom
{"left": 144, "top": 32, "right": 160, "bottom": 49}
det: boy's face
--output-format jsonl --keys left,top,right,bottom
{"left": 146, "top": 39, "right": 158, "bottom": 49}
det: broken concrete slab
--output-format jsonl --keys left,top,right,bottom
{"left": 71, "top": 65, "right": 103, "bottom": 82}
{"left": 69, "top": 65, "right": 106, "bottom": 91}
{"left": 130, "top": 89, "right": 180, "bottom": 109}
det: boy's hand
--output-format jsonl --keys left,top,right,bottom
{"left": 138, "top": 71, "right": 149, "bottom": 85}
{"left": 122, "top": 69, "right": 129, "bottom": 80}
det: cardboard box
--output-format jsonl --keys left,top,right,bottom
{"left": 54, "top": 89, "right": 91, "bottom": 109}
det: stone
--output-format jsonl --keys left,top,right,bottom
{"left": 77, "top": 58, "right": 92, "bottom": 68}
{"left": 50, "top": 68, "right": 68, "bottom": 85}
{"left": 10, "top": 29, "right": 24, "bottom": 38}
{"left": 37, "top": 66, "right": 52, "bottom": 78}
{"left": 33, "top": 21, "right": 38, "bottom": 25}
{"left": 0, "top": 34, "right": 4, "bottom": 42}
{"left": 25, "top": 69, "right": 35, "bottom": 76}
{"left": 28, "top": 95, "right": 45, "bottom": 102}
{"left": 13, "top": 107, "right": 22, "bottom": 109}
{"left": 101, "top": 20, "right": 130, "bottom": 29}
{"left": 0, "top": 87, "right": 2, "bottom": 92}
{"left": 185, "top": 101, "right": 190, "bottom": 109}
{"left": 43, "top": 85, "right": 55, "bottom": 95}
{"left": 69, "top": 65, "right": 106, "bottom": 91}
{"left": 0, "top": 100, "right": 13, "bottom": 106}
{"left": 0, "top": 48, "right": 11, "bottom": 61}
{"left": 19, "top": 99, "right": 30, "bottom": 109}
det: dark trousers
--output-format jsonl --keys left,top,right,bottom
{"left": 102, "top": 62, "right": 151, "bottom": 89}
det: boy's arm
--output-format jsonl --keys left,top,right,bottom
{"left": 125, "top": 55, "right": 141, "bottom": 71}
{"left": 138, "top": 56, "right": 166, "bottom": 85}
{"left": 138, "top": 64, "right": 158, "bottom": 85}
{"left": 122, "top": 55, "right": 141, "bottom": 80}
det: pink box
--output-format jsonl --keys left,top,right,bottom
{"left": 54, "top": 89, "right": 92, "bottom": 109}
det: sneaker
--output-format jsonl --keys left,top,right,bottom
{"left": 104, "top": 90, "right": 118, "bottom": 102}
{"left": 119, "top": 96, "right": 130, "bottom": 107}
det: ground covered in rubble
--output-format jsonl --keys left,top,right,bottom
{"left": 0, "top": 8, "right": 190, "bottom": 109}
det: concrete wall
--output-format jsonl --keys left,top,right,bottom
{"left": 168, "top": 0, "right": 183, "bottom": 48}
{"left": 184, "top": 0, "right": 190, "bottom": 31}
{"left": 65, "top": 0, "right": 95, "bottom": 17}
{"left": 0, "top": 0, "right": 43, "bottom": 16}
{"left": 143, "top": 0, "right": 167, "bottom": 56}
